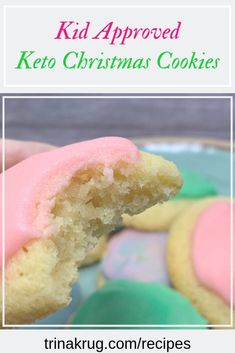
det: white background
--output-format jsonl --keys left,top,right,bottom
{"left": 0, "top": 329, "right": 235, "bottom": 352}
{"left": 1, "top": 0, "right": 234, "bottom": 92}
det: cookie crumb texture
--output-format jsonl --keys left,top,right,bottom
{"left": 1, "top": 151, "right": 181, "bottom": 324}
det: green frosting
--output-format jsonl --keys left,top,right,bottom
{"left": 175, "top": 169, "right": 217, "bottom": 199}
{"left": 71, "top": 280, "right": 207, "bottom": 328}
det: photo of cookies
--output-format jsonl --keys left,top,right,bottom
{"left": 1, "top": 96, "right": 233, "bottom": 329}
{"left": 1, "top": 2, "right": 234, "bottom": 351}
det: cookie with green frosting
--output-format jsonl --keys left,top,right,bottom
{"left": 175, "top": 169, "right": 217, "bottom": 199}
{"left": 71, "top": 279, "right": 207, "bottom": 327}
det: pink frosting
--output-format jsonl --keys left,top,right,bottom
{"left": 0, "top": 137, "right": 140, "bottom": 265}
{"left": 192, "top": 200, "right": 234, "bottom": 306}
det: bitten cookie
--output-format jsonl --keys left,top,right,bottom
{"left": 34, "top": 281, "right": 81, "bottom": 325}
{"left": 0, "top": 137, "right": 182, "bottom": 325}
{"left": 81, "top": 235, "right": 107, "bottom": 267}
{"left": 167, "top": 198, "right": 234, "bottom": 327}
{"left": 123, "top": 169, "right": 217, "bottom": 231}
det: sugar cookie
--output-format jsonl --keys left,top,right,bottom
{"left": 0, "top": 137, "right": 181, "bottom": 324}
{"left": 167, "top": 198, "right": 234, "bottom": 327}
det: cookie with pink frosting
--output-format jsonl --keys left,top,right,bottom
{"left": 0, "top": 137, "right": 182, "bottom": 325}
{"left": 167, "top": 198, "right": 234, "bottom": 327}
